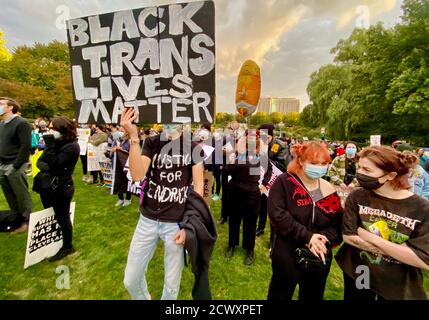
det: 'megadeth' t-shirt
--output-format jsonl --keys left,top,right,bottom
{"left": 140, "top": 134, "right": 202, "bottom": 223}
{"left": 335, "top": 188, "right": 429, "bottom": 300}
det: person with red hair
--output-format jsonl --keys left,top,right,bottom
{"left": 267, "top": 141, "right": 343, "bottom": 301}
{"left": 336, "top": 146, "right": 429, "bottom": 300}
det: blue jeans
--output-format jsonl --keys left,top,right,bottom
{"left": 124, "top": 215, "right": 185, "bottom": 300}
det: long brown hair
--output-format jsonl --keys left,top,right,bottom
{"left": 51, "top": 117, "right": 77, "bottom": 142}
{"left": 357, "top": 146, "right": 418, "bottom": 190}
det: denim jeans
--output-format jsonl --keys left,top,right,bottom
{"left": 124, "top": 215, "right": 184, "bottom": 300}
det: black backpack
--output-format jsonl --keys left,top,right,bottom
{"left": 0, "top": 210, "right": 22, "bottom": 232}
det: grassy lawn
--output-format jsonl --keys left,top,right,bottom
{"left": 0, "top": 162, "right": 428, "bottom": 300}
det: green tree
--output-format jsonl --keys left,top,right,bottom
{"left": 305, "top": 0, "right": 429, "bottom": 145}
{"left": 215, "top": 112, "right": 234, "bottom": 125}
{"left": 283, "top": 112, "right": 300, "bottom": 127}
{"left": 249, "top": 111, "right": 269, "bottom": 126}
{"left": 0, "top": 30, "right": 11, "bottom": 62}
{"left": 269, "top": 112, "right": 284, "bottom": 124}
{"left": 0, "top": 40, "right": 73, "bottom": 119}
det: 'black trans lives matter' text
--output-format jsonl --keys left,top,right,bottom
{"left": 67, "top": 1, "right": 215, "bottom": 124}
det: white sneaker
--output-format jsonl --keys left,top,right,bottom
{"left": 115, "top": 200, "right": 124, "bottom": 207}
{"left": 122, "top": 200, "right": 131, "bottom": 207}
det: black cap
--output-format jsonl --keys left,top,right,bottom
{"left": 258, "top": 123, "right": 275, "bottom": 136}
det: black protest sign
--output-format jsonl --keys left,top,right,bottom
{"left": 67, "top": 1, "right": 215, "bottom": 124}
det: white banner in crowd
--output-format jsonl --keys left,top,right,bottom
{"left": 24, "top": 203, "right": 76, "bottom": 269}
{"left": 259, "top": 162, "right": 283, "bottom": 196}
{"left": 87, "top": 142, "right": 108, "bottom": 171}
{"left": 77, "top": 128, "right": 91, "bottom": 155}
{"left": 370, "top": 135, "right": 381, "bottom": 146}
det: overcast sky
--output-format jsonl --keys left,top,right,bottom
{"left": 0, "top": 0, "right": 404, "bottom": 113}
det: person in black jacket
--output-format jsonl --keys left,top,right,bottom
{"left": 267, "top": 141, "right": 343, "bottom": 301}
{"left": 256, "top": 123, "right": 292, "bottom": 238}
{"left": 180, "top": 189, "right": 217, "bottom": 300}
{"left": 225, "top": 129, "right": 272, "bottom": 265}
{"left": 36, "top": 117, "right": 80, "bottom": 261}
{"left": 218, "top": 121, "right": 240, "bottom": 225}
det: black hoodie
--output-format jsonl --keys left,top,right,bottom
{"left": 268, "top": 171, "right": 343, "bottom": 248}
{"left": 180, "top": 189, "right": 217, "bottom": 300}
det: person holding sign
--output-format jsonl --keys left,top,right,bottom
{"left": 34, "top": 117, "right": 80, "bottom": 261}
{"left": 336, "top": 146, "right": 429, "bottom": 300}
{"left": 121, "top": 108, "right": 204, "bottom": 300}
{"left": 267, "top": 142, "right": 343, "bottom": 301}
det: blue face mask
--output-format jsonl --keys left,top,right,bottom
{"left": 0, "top": 106, "right": 4, "bottom": 116}
{"left": 304, "top": 163, "right": 329, "bottom": 180}
{"left": 346, "top": 147, "right": 357, "bottom": 156}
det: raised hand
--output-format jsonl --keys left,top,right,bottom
{"left": 120, "top": 108, "right": 138, "bottom": 138}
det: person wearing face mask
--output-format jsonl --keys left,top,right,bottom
{"left": 224, "top": 129, "right": 272, "bottom": 265}
{"left": 256, "top": 123, "right": 292, "bottom": 240}
{"left": 195, "top": 123, "right": 215, "bottom": 206}
{"left": 120, "top": 109, "right": 205, "bottom": 300}
{"left": 108, "top": 127, "right": 132, "bottom": 207}
{"left": 267, "top": 141, "right": 343, "bottom": 301}
{"left": 211, "top": 129, "right": 223, "bottom": 202}
{"left": 395, "top": 144, "right": 429, "bottom": 201}
{"left": 34, "top": 117, "right": 80, "bottom": 261}
{"left": 327, "top": 142, "right": 360, "bottom": 194}
{"left": 0, "top": 97, "right": 33, "bottom": 233}
{"left": 36, "top": 120, "right": 49, "bottom": 151}
{"left": 217, "top": 121, "right": 240, "bottom": 225}
{"left": 335, "top": 146, "right": 429, "bottom": 300}
{"left": 88, "top": 124, "right": 108, "bottom": 186}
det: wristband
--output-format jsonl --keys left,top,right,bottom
{"left": 130, "top": 138, "right": 140, "bottom": 145}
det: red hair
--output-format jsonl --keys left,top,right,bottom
{"left": 288, "top": 141, "right": 332, "bottom": 175}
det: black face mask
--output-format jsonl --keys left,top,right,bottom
{"left": 356, "top": 173, "right": 387, "bottom": 190}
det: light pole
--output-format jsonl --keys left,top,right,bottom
{"left": 278, "top": 121, "right": 285, "bottom": 137}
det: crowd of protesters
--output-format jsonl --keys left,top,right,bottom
{"left": 1, "top": 96, "right": 429, "bottom": 300}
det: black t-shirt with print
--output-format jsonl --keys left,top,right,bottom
{"left": 335, "top": 187, "right": 429, "bottom": 300}
{"left": 140, "top": 134, "right": 203, "bottom": 223}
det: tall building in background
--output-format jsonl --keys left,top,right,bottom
{"left": 257, "top": 97, "right": 300, "bottom": 114}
